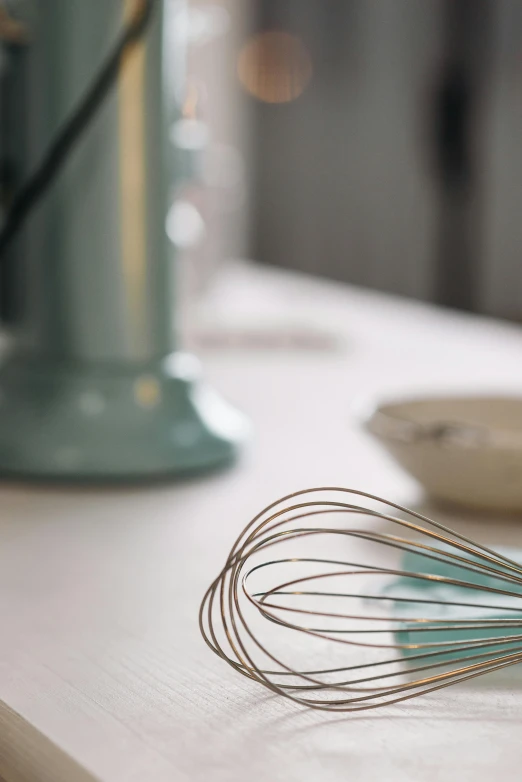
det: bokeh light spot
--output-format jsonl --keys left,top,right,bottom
{"left": 238, "top": 31, "right": 313, "bottom": 104}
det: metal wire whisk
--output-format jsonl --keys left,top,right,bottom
{"left": 199, "top": 487, "right": 522, "bottom": 711}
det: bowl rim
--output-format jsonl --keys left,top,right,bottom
{"left": 361, "top": 394, "right": 522, "bottom": 451}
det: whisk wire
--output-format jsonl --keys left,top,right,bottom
{"left": 200, "top": 488, "right": 522, "bottom": 711}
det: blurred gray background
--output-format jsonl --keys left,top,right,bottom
{"left": 6, "top": 0, "right": 522, "bottom": 322}
{"left": 221, "top": 0, "right": 522, "bottom": 320}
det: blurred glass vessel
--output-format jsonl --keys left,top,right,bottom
{"left": 0, "top": 0, "right": 247, "bottom": 480}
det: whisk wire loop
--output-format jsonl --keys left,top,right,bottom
{"left": 200, "top": 488, "right": 522, "bottom": 711}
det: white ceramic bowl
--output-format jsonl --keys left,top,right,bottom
{"left": 365, "top": 396, "right": 522, "bottom": 513}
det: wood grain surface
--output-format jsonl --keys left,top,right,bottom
{"left": 2, "top": 263, "right": 522, "bottom": 782}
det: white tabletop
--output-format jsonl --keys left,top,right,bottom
{"left": 3, "top": 263, "right": 522, "bottom": 782}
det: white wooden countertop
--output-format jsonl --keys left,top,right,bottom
{"left": 3, "top": 262, "right": 522, "bottom": 782}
